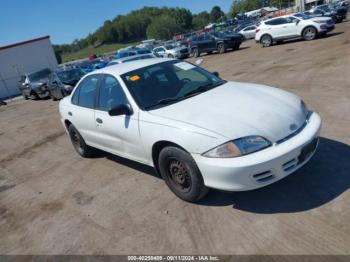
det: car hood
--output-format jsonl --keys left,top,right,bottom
{"left": 310, "top": 16, "right": 331, "bottom": 21}
{"left": 148, "top": 82, "right": 306, "bottom": 143}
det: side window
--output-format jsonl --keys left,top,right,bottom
{"left": 71, "top": 86, "right": 80, "bottom": 105}
{"left": 285, "top": 17, "right": 294, "bottom": 23}
{"left": 98, "top": 75, "right": 128, "bottom": 111}
{"left": 72, "top": 74, "right": 99, "bottom": 108}
{"left": 197, "top": 35, "right": 204, "bottom": 41}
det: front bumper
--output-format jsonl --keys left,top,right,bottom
{"left": 192, "top": 112, "right": 321, "bottom": 191}
{"left": 320, "top": 23, "right": 335, "bottom": 32}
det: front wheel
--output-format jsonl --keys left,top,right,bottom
{"left": 303, "top": 26, "right": 317, "bottom": 41}
{"left": 68, "top": 125, "right": 95, "bottom": 158}
{"left": 29, "top": 91, "right": 39, "bottom": 100}
{"left": 261, "top": 35, "right": 273, "bottom": 47}
{"left": 192, "top": 48, "right": 200, "bottom": 57}
{"left": 158, "top": 146, "right": 209, "bottom": 202}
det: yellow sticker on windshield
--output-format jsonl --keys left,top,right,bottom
{"left": 130, "top": 75, "right": 140, "bottom": 81}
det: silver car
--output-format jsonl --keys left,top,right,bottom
{"left": 153, "top": 44, "right": 189, "bottom": 59}
{"left": 239, "top": 25, "right": 257, "bottom": 40}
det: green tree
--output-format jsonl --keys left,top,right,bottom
{"left": 192, "top": 11, "right": 210, "bottom": 29}
{"left": 146, "top": 15, "right": 182, "bottom": 40}
{"left": 210, "top": 6, "right": 225, "bottom": 22}
{"left": 173, "top": 8, "right": 193, "bottom": 29}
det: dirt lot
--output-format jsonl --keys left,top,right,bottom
{"left": 0, "top": 21, "right": 349, "bottom": 255}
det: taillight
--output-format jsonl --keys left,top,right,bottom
{"left": 256, "top": 28, "right": 260, "bottom": 33}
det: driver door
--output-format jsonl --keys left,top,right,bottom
{"left": 94, "top": 74, "right": 145, "bottom": 162}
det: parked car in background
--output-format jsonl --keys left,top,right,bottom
{"left": 238, "top": 25, "right": 258, "bottom": 39}
{"left": 153, "top": 44, "right": 189, "bottom": 58}
{"left": 114, "top": 49, "right": 151, "bottom": 59}
{"left": 210, "top": 31, "right": 243, "bottom": 49}
{"left": 189, "top": 32, "right": 241, "bottom": 57}
{"left": 18, "top": 68, "right": 51, "bottom": 100}
{"left": 107, "top": 54, "right": 156, "bottom": 67}
{"left": 256, "top": 14, "right": 334, "bottom": 47}
{"left": 47, "top": 68, "right": 85, "bottom": 100}
{"left": 77, "top": 58, "right": 108, "bottom": 73}
{"left": 59, "top": 58, "right": 321, "bottom": 202}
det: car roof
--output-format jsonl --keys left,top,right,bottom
{"left": 90, "top": 58, "right": 174, "bottom": 76}
{"left": 109, "top": 54, "right": 155, "bottom": 63}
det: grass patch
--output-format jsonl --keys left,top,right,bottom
{"left": 61, "top": 42, "right": 139, "bottom": 63}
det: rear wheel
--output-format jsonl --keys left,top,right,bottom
{"left": 261, "top": 35, "right": 273, "bottom": 47}
{"left": 68, "top": 125, "right": 95, "bottom": 158}
{"left": 303, "top": 26, "right": 317, "bottom": 41}
{"left": 158, "top": 146, "right": 209, "bottom": 202}
{"left": 217, "top": 43, "right": 227, "bottom": 54}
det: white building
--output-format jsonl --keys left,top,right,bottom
{"left": 0, "top": 36, "right": 58, "bottom": 99}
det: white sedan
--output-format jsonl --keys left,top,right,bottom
{"left": 59, "top": 58, "right": 321, "bottom": 202}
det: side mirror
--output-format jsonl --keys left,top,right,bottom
{"left": 212, "top": 71, "right": 219, "bottom": 77}
{"left": 108, "top": 104, "right": 133, "bottom": 116}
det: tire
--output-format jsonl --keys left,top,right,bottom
{"left": 192, "top": 47, "right": 200, "bottom": 58}
{"left": 68, "top": 124, "right": 95, "bottom": 158}
{"left": 158, "top": 146, "right": 209, "bottom": 202}
{"left": 167, "top": 54, "right": 174, "bottom": 58}
{"left": 29, "top": 91, "right": 39, "bottom": 100}
{"left": 22, "top": 92, "right": 29, "bottom": 100}
{"left": 302, "top": 26, "right": 317, "bottom": 41}
{"left": 261, "top": 35, "right": 273, "bottom": 47}
{"left": 207, "top": 51, "right": 213, "bottom": 54}
{"left": 50, "top": 92, "right": 57, "bottom": 101}
{"left": 217, "top": 43, "right": 226, "bottom": 54}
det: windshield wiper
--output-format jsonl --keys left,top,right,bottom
{"left": 145, "top": 97, "right": 183, "bottom": 110}
{"left": 183, "top": 81, "right": 226, "bottom": 98}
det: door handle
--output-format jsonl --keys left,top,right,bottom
{"left": 96, "top": 118, "right": 103, "bottom": 124}
{"left": 68, "top": 111, "right": 72, "bottom": 116}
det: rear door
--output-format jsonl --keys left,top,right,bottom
{"left": 68, "top": 74, "right": 101, "bottom": 146}
{"left": 94, "top": 74, "right": 145, "bottom": 162}
{"left": 278, "top": 17, "right": 299, "bottom": 38}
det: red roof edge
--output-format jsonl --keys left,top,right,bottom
{"left": 0, "top": 35, "right": 50, "bottom": 51}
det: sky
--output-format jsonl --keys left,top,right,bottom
{"left": 0, "top": 0, "right": 232, "bottom": 46}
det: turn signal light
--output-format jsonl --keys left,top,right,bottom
{"left": 256, "top": 28, "right": 260, "bottom": 33}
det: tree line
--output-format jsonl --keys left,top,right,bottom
{"left": 53, "top": 6, "right": 225, "bottom": 57}
{"left": 54, "top": 0, "right": 292, "bottom": 59}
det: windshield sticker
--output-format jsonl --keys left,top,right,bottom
{"left": 130, "top": 75, "right": 140, "bottom": 81}
{"left": 174, "top": 62, "right": 195, "bottom": 71}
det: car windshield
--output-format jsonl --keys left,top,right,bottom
{"left": 28, "top": 69, "right": 51, "bottom": 81}
{"left": 57, "top": 69, "right": 84, "bottom": 81}
{"left": 121, "top": 60, "right": 226, "bottom": 110}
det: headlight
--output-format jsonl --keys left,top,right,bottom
{"left": 314, "top": 20, "right": 326, "bottom": 24}
{"left": 203, "top": 136, "right": 271, "bottom": 158}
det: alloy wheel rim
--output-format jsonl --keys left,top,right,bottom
{"left": 305, "top": 29, "right": 315, "bottom": 39}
